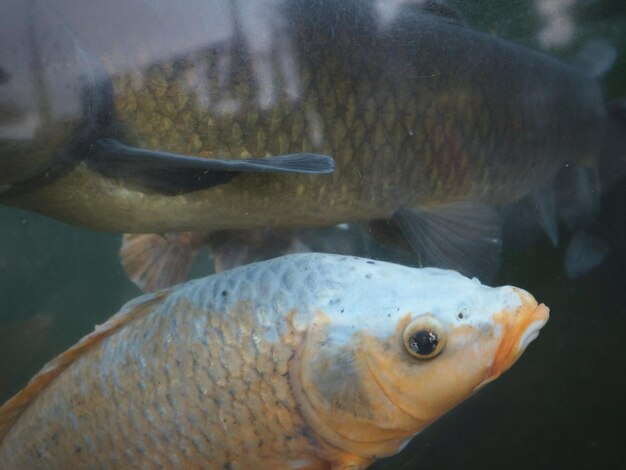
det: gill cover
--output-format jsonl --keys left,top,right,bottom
{"left": 290, "top": 312, "right": 423, "bottom": 458}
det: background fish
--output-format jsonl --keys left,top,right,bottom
{"left": 0, "top": 0, "right": 623, "bottom": 284}
{"left": 0, "top": 254, "right": 548, "bottom": 469}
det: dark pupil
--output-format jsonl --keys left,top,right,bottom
{"left": 409, "top": 330, "right": 439, "bottom": 355}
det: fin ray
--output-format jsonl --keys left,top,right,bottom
{"left": 393, "top": 201, "right": 502, "bottom": 281}
{"left": 120, "top": 232, "right": 206, "bottom": 292}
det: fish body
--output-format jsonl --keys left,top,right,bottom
{"left": 1, "top": 0, "right": 606, "bottom": 228}
{"left": 0, "top": 253, "right": 549, "bottom": 469}
{"left": 0, "top": 0, "right": 618, "bottom": 279}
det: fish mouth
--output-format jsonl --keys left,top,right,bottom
{"left": 476, "top": 290, "right": 549, "bottom": 390}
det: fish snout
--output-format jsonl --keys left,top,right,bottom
{"left": 476, "top": 290, "right": 549, "bottom": 390}
{"left": 492, "top": 289, "right": 549, "bottom": 376}
{"left": 517, "top": 303, "right": 550, "bottom": 353}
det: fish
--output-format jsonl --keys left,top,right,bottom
{"left": 0, "top": 0, "right": 622, "bottom": 283}
{"left": 0, "top": 253, "right": 549, "bottom": 469}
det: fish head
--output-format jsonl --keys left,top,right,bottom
{"left": 291, "top": 261, "right": 549, "bottom": 460}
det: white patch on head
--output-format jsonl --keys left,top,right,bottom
{"left": 179, "top": 254, "right": 528, "bottom": 347}
{"left": 303, "top": 257, "right": 525, "bottom": 343}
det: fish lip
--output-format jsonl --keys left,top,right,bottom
{"left": 515, "top": 301, "right": 549, "bottom": 352}
{"left": 518, "top": 317, "right": 546, "bottom": 353}
{"left": 475, "top": 294, "right": 549, "bottom": 392}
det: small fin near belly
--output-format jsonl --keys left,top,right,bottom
{"left": 0, "top": 292, "right": 167, "bottom": 443}
{"left": 564, "top": 231, "right": 609, "bottom": 278}
{"left": 86, "top": 139, "right": 335, "bottom": 195}
{"left": 392, "top": 201, "right": 502, "bottom": 281}
{"left": 120, "top": 232, "right": 207, "bottom": 292}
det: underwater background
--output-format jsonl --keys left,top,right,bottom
{"left": 1, "top": 0, "right": 625, "bottom": 468}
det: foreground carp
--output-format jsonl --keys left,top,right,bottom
{"left": 1, "top": 0, "right": 619, "bottom": 281}
{"left": 0, "top": 254, "right": 549, "bottom": 469}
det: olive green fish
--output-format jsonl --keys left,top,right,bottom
{"left": 0, "top": 253, "right": 549, "bottom": 469}
{"left": 0, "top": 0, "right": 621, "bottom": 282}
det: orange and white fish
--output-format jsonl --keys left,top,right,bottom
{"left": 0, "top": 254, "right": 548, "bottom": 469}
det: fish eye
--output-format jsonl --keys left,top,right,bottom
{"left": 402, "top": 316, "right": 446, "bottom": 359}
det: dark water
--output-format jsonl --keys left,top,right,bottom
{"left": 1, "top": 1, "right": 626, "bottom": 468}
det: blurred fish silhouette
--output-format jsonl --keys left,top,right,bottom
{"left": 1, "top": 0, "right": 624, "bottom": 289}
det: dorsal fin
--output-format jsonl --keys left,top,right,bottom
{"left": 0, "top": 291, "right": 168, "bottom": 443}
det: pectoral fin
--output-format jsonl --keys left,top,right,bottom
{"left": 393, "top": 201, "right": 502, "bottom": 281}
{"left": 87, "top": 138, "right": 335, "bottom": 195}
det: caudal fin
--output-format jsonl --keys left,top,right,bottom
{"left": 120, "top": 232, "right": 206, "bottom": 292}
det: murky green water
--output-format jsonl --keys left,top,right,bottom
{"left": 1, "top": 1, "right": 625, "bottom": 468}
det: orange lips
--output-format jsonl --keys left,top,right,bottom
{"left": 489, "top": 289, "right": 550, "bottom": 380}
